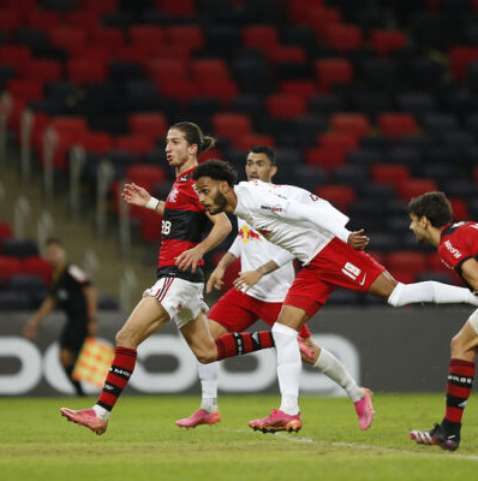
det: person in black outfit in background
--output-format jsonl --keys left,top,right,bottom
{"left": 24, "top": 238, "right": 97, "bottom": 396}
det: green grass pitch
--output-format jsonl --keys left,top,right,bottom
{"left": 1, "top": 394, "right": 478, "bottom": 481}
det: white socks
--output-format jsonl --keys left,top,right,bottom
{"left": 314, "top": 348, "right": 363, "bottom": 402}
{"left": 388, "top": 281, "right": 478, "bottom": 307}
{"left": 272, "top": 323, "right": 301, "bottom": 415}
{"left": 93, "top": 404, "right": 110, "bottom": 420}
{"left": 198, "top": 361, "right": 219, "bottom": 413}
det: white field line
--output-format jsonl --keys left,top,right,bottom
{"left": 223, "top": 428, "right": 478, "bottom": 462}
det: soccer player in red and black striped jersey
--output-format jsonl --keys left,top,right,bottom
{"left": 408, "top": 192, "right": 478, "bottom": 451}
{"left": 60, "top": 122, "right": 276, "bottom": 435}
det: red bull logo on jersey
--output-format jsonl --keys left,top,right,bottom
{"left": 238, "top": 225, "right": 261, "bottom": 243}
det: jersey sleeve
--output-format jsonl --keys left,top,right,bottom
{"left": 227, "top": 235, "right": 242, "bottom": 258}
{"left": 68, "top": 265, "right": 91, "bottom": 287}
{"left": 440, "top": 226, "right": 478, "bottom": 270}
{"left": 270, "top": 247, "right": 295, "bottom": 267}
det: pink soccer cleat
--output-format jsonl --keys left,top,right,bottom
{"left": 60, "top": 407, "right": 108, "bottom": 435}
{"left": 354, "top": 388, "right": 375, "bottom": 431}
{"left": 176, "top": 409, "right": 221, "bottom": 429}
{"left": 248, "top": 409, "right": 302, "bottom": 433}
{"left": 298, "top": 336, "right": 316, "bottom": 363}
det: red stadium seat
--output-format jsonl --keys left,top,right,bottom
{"left": 266, "top": 93, "right": 307, "bottom": 119}
{"left": 234, "top": 133, "right": 274, "bottom": 151}
{"left": 21, "top": 256, "right": 52, "bottom": 284}
{"left": 80, "top": 132, "right": 114, "bottom": 155}
{"left": 7, "top": 79, "right": 44, "bottom": 102}
{"left": 325, "top": 23, "right": 363, "bottom": 53}
{"left": 198, "top": 79, "right": 239, "bottom": 106}
{"left": 155, "top": 0, "right": 197, "bottom": 17}
{"left": 115, "top": 135, "right": 155, "bottom": 156}
{"left": 318, "top": 132, "right": 359, "bottom": 154}
{"left": 315, "top": 58, "right": 353, "bottom": 91}
{"left": 41, "top": 116, "right": 89, "bottom": 169}
{"left": 330, "top": 113, "right": 371, "bottom": 138}
{"left": 449, "top": 198, "right": 469, "bottom": 220}
{"left": 165, "top": 25, "right": 204, "bottom": 51}
{"left": 212, "top": 113, "right": 252, "bottom": 143}
{"left": 242, "top": 25, "right": 279, "bottom": 53}
{"left": 157, "top": 78, "right": 199, "bottom": 103}
{"left": 64, "top": 11, "right": 100, "bottom": 35}
{"left": 0, "top": 9, "right": 22, "bottom": 32}
{"left": 378, "top": 113, "right": 418, "bottom": 139}
{"left": 138, "top": 209, "right": 163, "bottom": 243}
{"left": 267, "top": 46, "right": 306, "bottom": 63}
{"left": 199, "top": 147, "right": 222, "bottom": 163}
{"left": 370, "top": 29, "right": 408, "bottom": 55}
{"left": 0, "top": 256, "right": 22, "bottom": 282}
{"left": 449, "top": 46, "right": 478, "bottom": 82}
{"left": 26, "top": 9, "right": 61, "bottom": 31}
{"left": 280, "top": 80, "right": 317, "bottom": 100}
{"left": 126, "top": 164, "right": 167, "bottom": 192}
{"left": 0, "top": 45, "right": 31, "bottom": 75}
{"left": 0, "top": 221, "right": 12, "bottom": 240}
{"left": 148, "top": 58, "right": 189, "bottom": 83}
{"left": 67, "top": 59, "right": 107, "bottom": 85}
{"left": 90, "top": 27, "right": 126, "bottom": 52}
{"left": 289, "top": 0, "right": 325, "bottom": 24}
{"left": 386, "top": 251, "right": 428, "bottom": 277}
{"left": 397, "top": 178, "right": 438, "bottom": 201}
{"left": 25, "top": 59, "right": 63, "bottom": 83}
{"left": 307, "top": 6, "right": 342, "bottom": 38}
{"left": 191, "top": 59, "right": 229, "bottom": 81}
{"left": 371, "top": 164, "right": 411, "bottom": 189}
{"left": 129, "top": 25, "right": 165, "bottom": 55}
{"left": 129, "top": 113, "right": 168, "bottom": 141}
{"left": 82, "top": 0, "right": 118, "bottom": 15}
{"left": 50, "top": 27, "right": 88, "bottom": 55}
{"left": 314, "top": 185, "right": 357, "bottom": 212}
{"left": 305, "top": 146, "right": 346, "bottom": 170}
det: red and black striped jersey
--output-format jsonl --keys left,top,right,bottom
{"left": 157, "top": 167, "right": 209, "bottom": 280}
{"left": 438, "top": 221, "right": 478, "bottom": 282}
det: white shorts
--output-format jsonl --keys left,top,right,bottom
{"left": 143, "top": 277, "right": 208, "bottom": 329}
{"left": 467, "top": 308, "right": 478, "bottom": 334}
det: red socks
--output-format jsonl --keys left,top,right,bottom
{"left": 443, "top": 358, "right": 475, "bottom": 429}
{"left": 215, "top": 331, "right": 274, "bottom": 360}
{"left": 97, "top": 347, "right": 137, "bottom": 412}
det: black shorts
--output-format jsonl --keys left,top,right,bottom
{"left": 59, "top": 320, "right": 88, "bottom": 353}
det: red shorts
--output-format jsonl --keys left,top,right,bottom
{"left": 284, "top": 237, "right": 386, "bottom": 317}
{"left": 209, "top": 288, "right": 312, "bottom": 338}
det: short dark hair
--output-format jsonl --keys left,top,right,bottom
{"left": 249, "top": 145, "right": 276, "bottom": 164}
{"left": 45, "top": 237, "right": 63, "bottom": 247}
{"left": 407, "top": 191, "right": 453, "bottom": 227}
{"left": 192, "top": 159, "right": 237, "bottom": 187}
{"left": 171, "top": 121, "right": 216, "bottom": 153}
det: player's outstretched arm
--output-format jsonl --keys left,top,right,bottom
{"left": 206, "top": 252, "right": 237, "bottom": 293}
{"left": 461, "top": 259, "right": 478, "bottom": 294}
{"left": 234, "top": 259, "right": 279, "bottom": 291}
{"left": 121, "top": 182, "right": 165, "bottom": 215}
{"left": 23, "top": 296, "right": 56, "bottom": 339}
{"left": 277, "top": 199, "right": 369, "bottom": 250}
{"left": 176, "top": 212, "right": 232, "bottom": 273}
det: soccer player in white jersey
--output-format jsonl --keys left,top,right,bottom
{"left": 176, "top": 146, "right": 374, "bottom": 430}
{"left": 192, "top": 159, "right": 478, "bottom": 433}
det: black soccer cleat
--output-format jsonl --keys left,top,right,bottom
{"left": 410, "top": 423, "right": 460, "bottom": 452}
